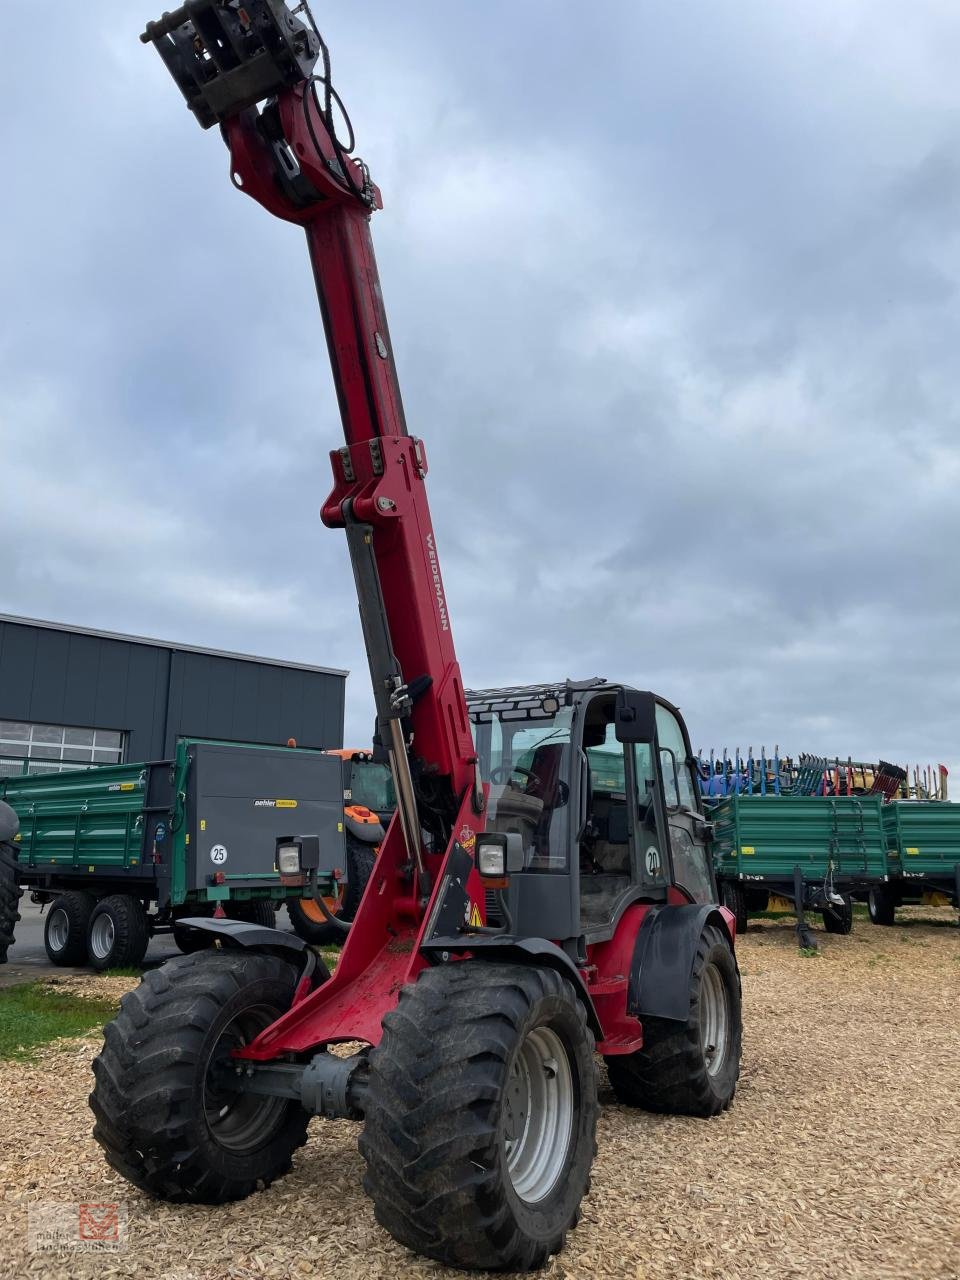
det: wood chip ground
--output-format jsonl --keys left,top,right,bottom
{"left": 1, "top": 910, "right": 957, "bottom": 1280}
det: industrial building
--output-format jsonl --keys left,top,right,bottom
{"left": 0, "top": 614, "right": 346, "bottom": 775}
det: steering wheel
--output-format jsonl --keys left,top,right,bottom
{"left": 490, "top": 764, "right": 538, "bottom": 788}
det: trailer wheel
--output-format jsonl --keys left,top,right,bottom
{"left": 288, "top": 834, "right": 377, "bottom": 944}
{"left": 868, "top": 886, "right": 896, "bottom": 927}
{"left": 87, "top": 895, "right": 150, "bottom": 971}
{"left": 744, "top": 886, "right": 769, "bottom": 913}
{"left": 174, "top": 924, "right": 216, "bottom": 953}
{"left": 360, "top": 962, "right": 598, "bottom": 1271}
{"left": 720, "top": 882, "right": 748, "bottom": 934}
{"left": 90, "top": 950, "right": 308, "bottom": 1202}
{"left": 44, "top": 891, "right": 95, "bottom": 966}
{"left": 226, "top": 900, "right": 277, "bottom": 928}
{"left": 605, "top": 923, "right": 741, "bottom": 1117}
{"left": 0, "top": 842, "right": 22, "bottom": 964}
{"left": 821, "top": 898, "right": 854, "bottom": 934}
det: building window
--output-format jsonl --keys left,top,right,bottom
{"left": 0, "top": 722, "right": 125, "bottom": 777}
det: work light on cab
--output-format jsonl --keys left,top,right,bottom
{"left": 476, "top": 832, "right": 523, "bottom": 884}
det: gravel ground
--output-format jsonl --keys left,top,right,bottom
{"left": 1, "top": 911, "right": 957, "bottom": 1280}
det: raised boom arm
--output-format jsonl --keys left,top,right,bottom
{"left": 142, "top": 2, "right": 481, "bottom": 906}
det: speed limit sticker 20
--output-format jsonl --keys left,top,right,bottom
{"left": 210, "top": 844, "right": 228, "bottom": 865}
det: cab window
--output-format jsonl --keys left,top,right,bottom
{"left": 655, "top": 704, "right": 696, "bottom": 809}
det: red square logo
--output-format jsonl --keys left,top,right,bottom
{"left": 78, "top": 1203, "right": 119, "bottom": 1242}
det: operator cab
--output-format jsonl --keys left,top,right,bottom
{"left": 468, "top": 680, "right": 716, "bottom": 946}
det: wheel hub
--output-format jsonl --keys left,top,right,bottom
{"left": 502, "top": 1026, "right": 574, "bottom": 1204}
{"left": 699, "top": 961, "right": 730, "bottom": 1078}
{"left": 48, "top": 908, "right": 69, "bottom": 953}
{"left": 203, "top": 1003, "right": 290, "bottom": 1154}
{"left": 90, "top": 913, "right": 115, "bottom": 961}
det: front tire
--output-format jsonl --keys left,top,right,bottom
{"left": 868, "top": 886, "right": 896, "bottom": 926}
{"left": 0, "top": 842, "right": 22, "bottom": 964}
{"left": 44, "top": 891, "right": 95, "bottom": 966}
{"left": 87, "top": 895, "right": 150, "bottom": 971}
{"left": 606, "top": 923, "right": 742, "bottom": 1117}
{"left": 360, "top": 962, "right": 598, "bottom": 1271}
{"left": 90, "top": 950, "right": 309, "bottom": 1202}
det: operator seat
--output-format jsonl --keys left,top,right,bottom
{"left": 485, "top": 743, "right": 566, "bottom": 862}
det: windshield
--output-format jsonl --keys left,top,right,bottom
{"left": 472, "top": 705, "right": 574, "bottom": 871}
{"left": 347, "top": 760, "right": 396, "bottom": 814}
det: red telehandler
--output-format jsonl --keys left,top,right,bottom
{"left": 91, "top": 4, "right": 742, "bottom": 1269}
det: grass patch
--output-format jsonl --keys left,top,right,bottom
{"left": 799, "top": 947, "right": 820, "bottom": 958}
{"left": 0, "top": 982, "right": 118, "bottom": 1062}
{"left": 104, "top": 966, "right": 143, "bottom": 978}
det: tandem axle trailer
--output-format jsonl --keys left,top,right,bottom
{"left": 0, "top": 739, "right": 345, "bottom": 969}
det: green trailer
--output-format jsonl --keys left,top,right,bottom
{"left": 710, "top": 793, "right": 889, "bottom": 943}
{"left": 0, "top": 738, "right": 345, "bottom": 970}
{"left": 867, "top": 801, "right": 960, "bottom": 925}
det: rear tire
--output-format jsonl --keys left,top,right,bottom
{"left": 606, "top": 923, "right": 741, "bottom": 1117}
{"left": 288, "top": 834, "right": 377, "bottom": 945}
{"left": 0, "top": 842, "right": 22, "bottom": 964}
{"left": 44, "top": 891, "right": 95, "bottom": 966}
{"left": 821, "top": 898, "right": 854, "bottom": 934}
{"left": 226, "top": 900, "right": 277, "bottom": 928}
{"left": 87, "top": 895, "right": 149, "bottom": 971}
{"left": 90, "top": 950, "right": 308, "bottom": 1202}
{"left": 868, "top": 886, "right": 896, "bottom": 926}
{"left": 360, "top": 962, "right": 598, "bottom": 1271}
{"left": 720, "top": 881, "right": 748, "bottom": 934}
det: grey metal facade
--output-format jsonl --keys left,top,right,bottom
{"left": 0, "top": 615, "right": 346, "bottom": 763}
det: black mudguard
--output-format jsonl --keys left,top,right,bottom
{"left": 629, "top": 904, "right": 736, "bottom": 1023}
{"left": 0, "top": 801, "right": 19, "bottom": 844}
{"left": 177, "top": 917, "right": 308, "bottom": 956}
{"left": 421, "top": 933, "right": 603, "bottom": 1038}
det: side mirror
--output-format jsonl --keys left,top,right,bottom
{"left": 615, "top": 688, "right": 657, "bottom": 743}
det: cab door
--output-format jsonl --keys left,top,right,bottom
{"left": 654, "top": 701, "right": 716, "bottom": 904}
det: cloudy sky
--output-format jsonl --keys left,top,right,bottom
{"left": 2, "top": 1, "right": 957, "bottom": 780}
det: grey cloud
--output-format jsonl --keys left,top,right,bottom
{"left": 1, "top": 1, "right": 957, "bottom": 782}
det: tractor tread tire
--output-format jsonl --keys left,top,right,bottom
{"left": 87, "top": 894, "right": 150, "bottom": 972}
{"left": 0, "top": 842, "right": 22, "bottom": 964}
{"left": 822, "top": 899, "right": 854, "bottom": 935}
{"left": 89, "top": 950, "right": 308, "bottom": 1203}
{"left": 44, "top": 890, "right": 96, "bottom": 966}
{"left": 341, "top": 837, "right": 377, "bottom": 920}
{"left": 606, "top": 924, "right": 742, "bottom": 1118}
{"left": 359, "top": 961, "right": 598, "bottom": 1271}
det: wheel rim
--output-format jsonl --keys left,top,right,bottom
{"left": 48, "top": 908, "right": 69, "bottom": 954}
{"left": 90, "top": 913, "right": 115, "bottom": 961}
{"left": 699, "top": 961, "right": 730, "bottom": 1078}
{"left": 502, "top": 1026, "right": 574, "bottom": 1203}
{"left": 203, "top": 1003, "right": 290, "bottom": 1153}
